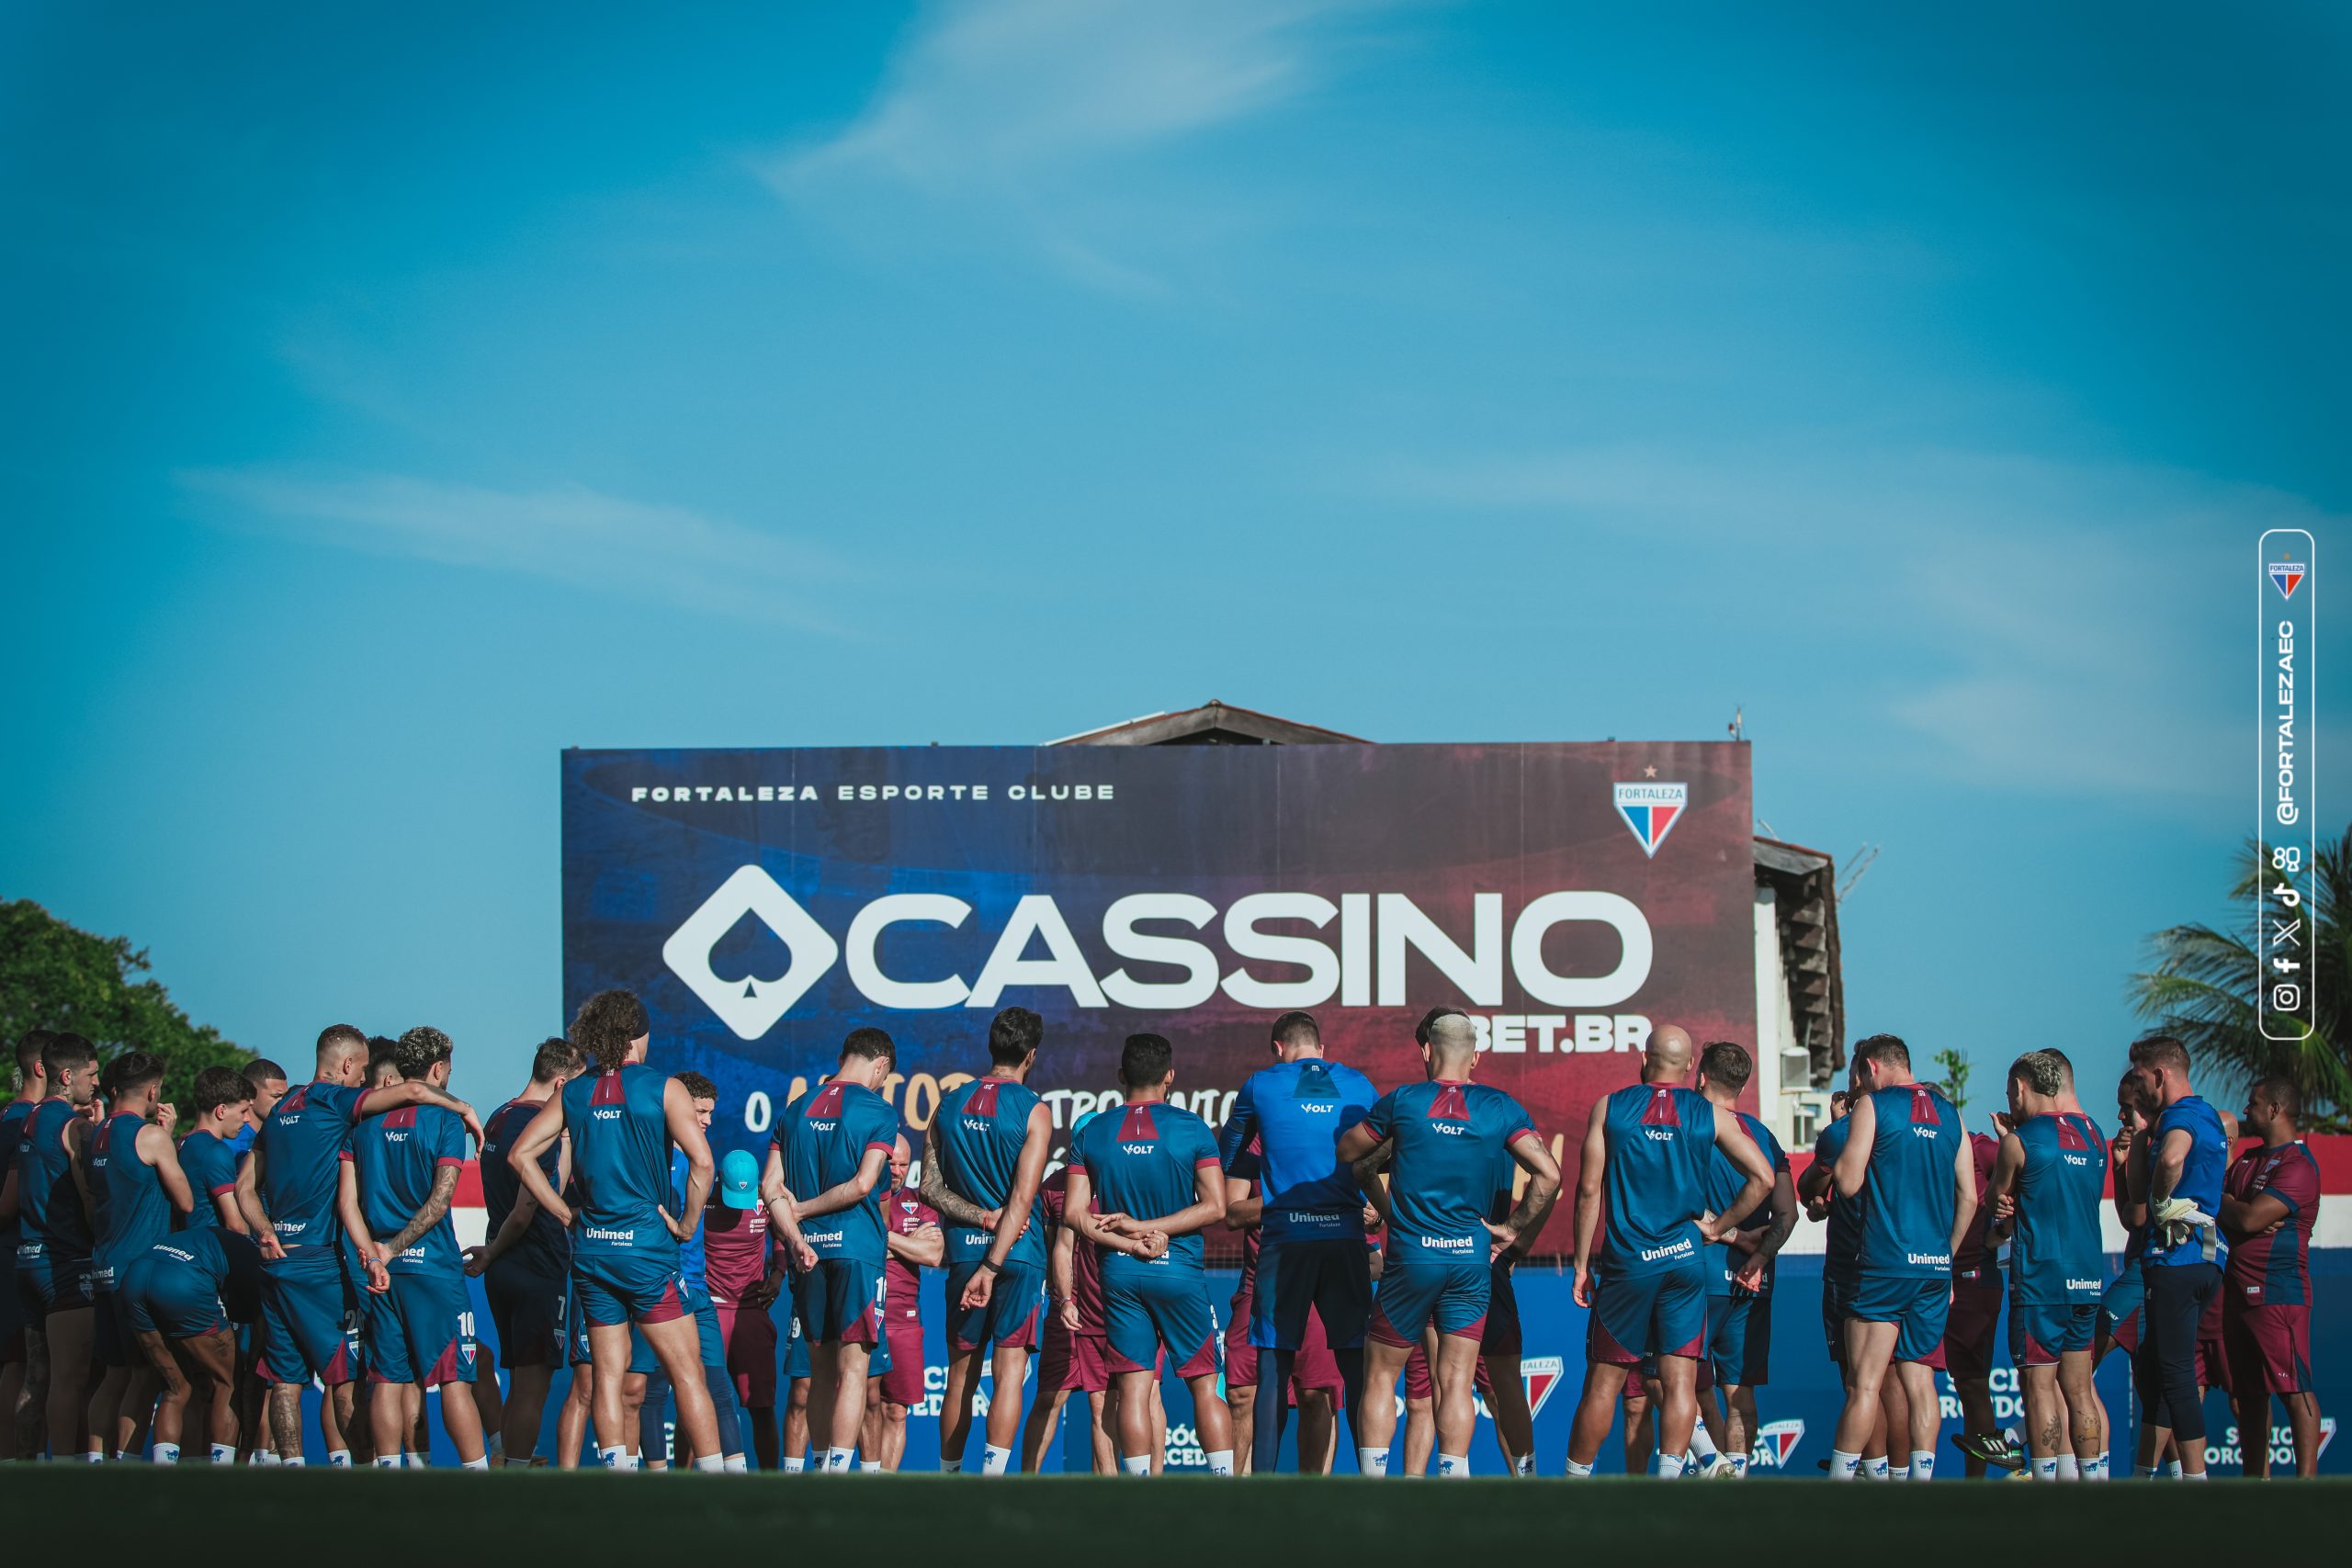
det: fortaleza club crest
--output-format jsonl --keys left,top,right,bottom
{"left": 2270, "top": 559, "right": 2307, "bottom": 598}
{"left": 1520, "top": 1355, "right": 1565, "bottom": 1419}
{"left": 1750, "top": 1418, "right": 1805, "bottom": 1470}
{"left": 1612, "top": 782, "right": 1688, "bottom": 858}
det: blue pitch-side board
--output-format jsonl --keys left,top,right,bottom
{"left": 341, "top": 1252, "right": 2344, "bottom": 1475}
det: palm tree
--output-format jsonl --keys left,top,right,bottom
{"left": 2128, "top": 828, "right": 2349, "bottom": 1130}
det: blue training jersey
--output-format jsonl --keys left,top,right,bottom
{"left": 176, "top": 1129, "right": 242, "bottom": 1231}
{"left": 349, "top": 1102, "right": 468, "bottom": 1276}
{"left": 563, "top": 1065, "right": 679, "bottom": 1266}
{"left": 1706, "top": 1110, "right": 1787, "bottom": 1298}
{"left": 0, "top": 1099, "right": 35, "bottom": 1255}
{"left": 89, "top": 1111, "right": 175, "bottom": 1281}
{"left": 1598, "top": 1083, "right": 1716, "bottom": 1278}
{"left": 2008, "top": 1111, "right": 2107, "bottom": 1304}
{"left": 1219, "top": 1056, "right": 1379, "bottom": 1243}
{"left": 1357, "top": 1079, "right": 1537, "bottom": 1263}
{"left": 1074, "top": 1100, "right": 1222, "bottom": 1278}
{"left": 254, "top": 1080, "right": 372, "bottom": 1269}
{"left": 481, "top": 1097, "right": 570, "bottom": 1278}
{"left": 669, "top": 1146, "right": 708, "bottom": 1290}
{"left": 932, "top": 1076, "right": 1045, "bottom": 1269}
{"left": 775, "top": 1079, "right": 899, "bottom": 1267}
{"left": 18, "top": 1099, "right": 96, "bottom": 1263}
{"left": 1855, "top": 1084, "right": 1962, "bottom": 1278}
{"left": 2143, "top": 1094, "right": 2229, "bottom": 1270}
{"left": 1813, "top": 1114, "right": 1863, "bottom": 1286}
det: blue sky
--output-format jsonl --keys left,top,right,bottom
{"left": 4, "top": 0, "right": 2344, "bottom": 1111}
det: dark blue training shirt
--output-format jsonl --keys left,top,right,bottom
{"left": 932, "top": 1077, "right": 1045, "bottom": 1269}
{"left": 563, "top": 1065, "right": 679, "bottom": 1268}
{"left": 775, "top": 1079, "right": 899, "bottom": 1266}
{"left": 1597, "top": 1083, "right": 1716, "bottom": 1278}
{"left": 349, "top": 1103, "right": 468, "bottom": 1276}
{"left": 1356, "top": 1079, "right": 1537, "bottom": 1263}
{"left": 1074, "top": 1100, "right": 1222, "bottom": 1278}
{"left": 1854, "top": 1084, "right": 1962, "bottom": 1278}
{"left": 1220, "top": 1056, "right": 1379, "bottom": 1242}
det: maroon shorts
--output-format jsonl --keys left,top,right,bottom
{"left": 1941, "top": 1270, "right": 2002, "bottom": 1382}
{"left": 1038, "top": 1314, "right": 1109, "bottom": 1395}
{"left": 715, "top": 1301, "right": 777, "bottom": 1409}
{"left": 879, "top": 1318, "right": 927, "bottom": 1407}
{"left": 2222, "top": 1295, "right": 2312, "bottom": 1396}
{"left": 1225, "top": 1288, "right": 1344, "bottom": 1402}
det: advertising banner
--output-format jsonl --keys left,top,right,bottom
{"left": 562, "top": 741, "right": 1755, "bottom": 1250}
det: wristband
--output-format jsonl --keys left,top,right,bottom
{"left": 977, "top": 1258, "right": 1002, "bottom": 1274}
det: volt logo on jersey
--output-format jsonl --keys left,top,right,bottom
{"left": 1612, "top": 782, "right": 1687, "bottom": 858}
{"left": 662, "top": 865, "right": 841, "bottom": 1041}
{"left": 2271, "top": 560, "right": 2306, "bottom": 598}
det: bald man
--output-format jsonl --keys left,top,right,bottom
{"left": 1565, "top": 1025, "right": 1772, "bottom": 1477}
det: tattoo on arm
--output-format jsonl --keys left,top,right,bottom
{"left": 381, "top": 1166, "right": 461, "bottom": 1258}
{"left": 919, "top": 1144, "right": 992, "bottom": 1230}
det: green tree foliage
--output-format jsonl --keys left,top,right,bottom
{"left": 1931, "top": 1046, "right": 1970, "bottom": 1112}
{"left": 2130, "top": 829, "right": 2348, "bottom": 1131}
{"left": 0, "top": 899, "right": 250, "bottom": 1111}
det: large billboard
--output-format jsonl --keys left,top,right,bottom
{"left": 561, "top": 741, "right": 1754, "bottom": 1246}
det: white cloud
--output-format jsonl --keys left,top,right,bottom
{"left": 1370, "top": 444, "right": 2339, "bottom": 801}
{"left": 763, "top": 0, "right": 1394, "bottom": 286}
{"left": 179, "top": 468, "right": 860, "bottom": 633}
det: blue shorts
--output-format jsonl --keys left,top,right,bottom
{"left": 783, "top": 1305, "right": 808, "bottom": 1381}
{"left": 1589, "top": 1258, "right": 1707, "bottom": 1364}
{"left": 945, "top": 1261, "right": 1044, "bottom": 1352}
{"left": 2011, "top": 1300, "right": 2097, "bottom": 1367}
{"left": 627, "top": 1285, "right": 725, "bottom": 1374}
{"left": 1250, "top": 1232, "right": 1373, "bottom": 1351}
{"left": 1849, "top": 1271, "right": 1950, "bottom": 1365}
{"left": 564, "top": 1278, "right": 594, "bottom": 1367}
{"left": 2098, "top": 1266, "right": 2145, "bottom": 1354}
{"left": 571, "top": 1249, "right": 688, "bottom": 1330}
{"left": 120, "top": 1255, "right": 229, "bottom": 1340}
{"left": 1706, "top": 1292, "right": 1771, "bottom": 1386}
{"left": 1102, "top": 1264, "right": 1221, "bottom": 1380}
{"left": 365, "top": 1271, "right": 478, "bottom": 1388}
{"left": 487, "top": 1260, "right": 568, "bottom": 1370}
{"left": 1370, "top": 1254, "right": 1490, "bottom": 1346}
{"left": 14, "top": 1244, "right": 96, "bottom": 1324}
{"left": 794, "top": 1259, "right": 886, "bottom": 1347}
{"left": 257, "top": 1261, "right": 358, "bottom": 1385}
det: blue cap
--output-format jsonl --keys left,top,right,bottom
{"left": 720, "top": 1147, "right": 761, "bottom": 1209}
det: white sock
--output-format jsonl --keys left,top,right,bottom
{"left": 1510, "top": 1452, "right": 1534, "bottom": 1476}
{"left": 151, "top": 1443, "right": 179, "bottom": 1464}
{"left": 374, "top": 1454, "right": 400, "bottom": 1469}
{"left": 1204, "top": 1449, "right": 1233, "bottom": 1476}
{"left": 725, "top": 1454, "right": 749, "bottom": 1473}
{"left": 1910, "top": 1450, "right": 1934, "bottom": 1481}
{"left": 1889, "top": 1464, "right": 1908, "bottom": 1480}
{"left": 981, "top": 1444, "right": 1012, "bottom": 1476}
{"left": 254, "top": 1450, "right": 280, "bottom": 1466}
{"left": 281, "top": 1455, "right": 305, "bottom": 1468}
{"left": 1358, "top": 1446, "right": 1391, "bottom": 1476}
{"left": 1656, "top": 1452, "right": 1686, "bottom": 1479}
{"left": 485, "top": 1433, "right": 503, "bottom": 1461}
{"left": 600, "top": 1445, "right": 629, "bottom": 1470}
{"left": 1565, "top": 1458, "right": 1595, "bottom": 1477}
{"left": 1437, "top": 1452, "right": 1471, "bottom": 1476}
{"left": 1688, "top": 1424, "right": 1720, "bottom": 1460}
{"left": 112, "top": 1449, "right": 135, "bottom": 1461}
{"left": 940, "top": 1457, "right": 961, "bottom": 1472}
{"left": 2055, "top": 1454, "right": 2079, "bottom": 1480}
{"left": 2032, "top": 1456, "right": 2058, "bottom": 1480}
{"left": 2135, "top": 1462, "right": 2159, "bottom": 1478}
{"left": 1728, "top": 1454, "right": 1748, "bottom": 1476}
{"left": 859, "top": 1460, "right": 885, "bottom": 1472}
{"left": 326, "top": 1449, "right": 352, "bottom": 1469}
{"left": 457, "top": 1456, "right": 487, "bottom": 1471}
{"left": 825, "top": 1446, "right": 855, "bottom": 1472}
{"left": 2165, "top": 1459, "right": 2183, "bottom": 1478}
{"left": 2086, "top": 1452, "right": 2109, "bottom": 1480}
{"left": 695, "top": 1454, "right": 724, "bottom": 1472}
{"left": 782, "top": 1454, "right": 807, "bottom": 1473}
{"left": 1121, "top": 1455, "right": 1149, "bottom": 1475}
{"left": 210, "top": 1443, "right": 235, "bottom": 1464}
{"left": 1868, "top": 1455, "right": 1890, "bottom": 1480}
{"left": 2181, "top": 1468, "right": 2207, "bottom": 1481}
{"left": 406, "top": 1451, "right": 429, "bottom": 1469}
{"left": 1828, "top": 1449, "right": 1861, "bottom": 1480}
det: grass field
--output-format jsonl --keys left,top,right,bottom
{"left": 6, "top": 1469, "right": 2348, "bottom": 1563}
